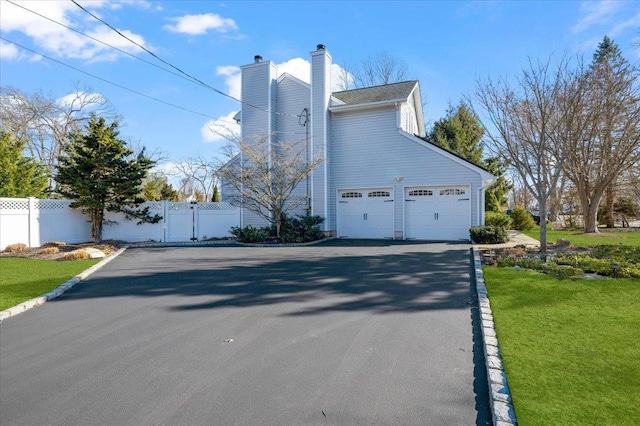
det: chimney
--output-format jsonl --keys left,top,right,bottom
{"left": 310, "top": 44, "right": 331, "bottom": 225}
{"left": 254, "top": 55, "right": 262, "bottom": 63}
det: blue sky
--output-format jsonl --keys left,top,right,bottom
{"left": 1, "top": 0, "right": 639, "bottom": 172}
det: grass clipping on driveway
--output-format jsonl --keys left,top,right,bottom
{"left": 484, "top": 267, "right": 640, "bottom": 426}
{"left": 0, "top": 258, "right": 100, "bottom": 311}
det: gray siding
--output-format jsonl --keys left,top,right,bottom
{"left": 310, "top": 48, "right": 331, "bottom": 228}
{"left": 241, "top": 61, "right": 277, "bottom": 145}
{"left": 276, "top": 77, "right": 311, "bottom": 217}
{"left": 329, "top": 105, "right": 485, "bottom": 237}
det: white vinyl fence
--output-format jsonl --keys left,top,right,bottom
{"left": 0, "top": 198, "right": 240, "bottom": 250}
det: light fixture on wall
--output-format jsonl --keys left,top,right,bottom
{"left": 394, "top": 177, "right": 403, "bottom": 183}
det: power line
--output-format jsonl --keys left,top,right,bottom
{"left": 6, "top": 0, "right": 203, "bottom": 90}
{"left": 0, "top": 36, "right": 228, "bottom": 122}
{"left": 69, "top": 0, "right": 301, "bottom": 119}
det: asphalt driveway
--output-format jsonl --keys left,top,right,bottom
{"left": 0, "top": 240, "right": 489, "bottom": 425}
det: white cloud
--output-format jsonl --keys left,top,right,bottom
{"left": 164, "top": 13, "right": 237, "bottom": 35}
{"left": 201, "top": 111, "right": 240, "bottom": 143}
{"left": 0, "top": 0, "right": 148, "bottom": 61}
{"left": 0, "top": 40, "right": 21, "bottom": 60}
{"left": 572, "top": 0, "right": 621, "bottom": 34}
{"left": 216, "top": 65, "right": 241, "bottom": 100}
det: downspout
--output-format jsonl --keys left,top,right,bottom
{"left": 478, "top": 178, "right": 493, "bottom": 225}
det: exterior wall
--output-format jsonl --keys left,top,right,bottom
{"left": 399, "top": 102, "right": 418, "bottom": 135}
{"left": 276, "top": 76, "right": 311, "bottom": 218}
{"left": 329, "top": 105, "right": 485, "bottom": 238}
{"left": 240, "top": 59, "right": 278, "bottom": 228}
{"left": 310, "top": 47, "right": 332, "bottom": 229}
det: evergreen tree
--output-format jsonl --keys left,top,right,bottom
{"left": 427, "top": 101, "right": 511, "bottom": 211}
{"left": 212, "top": 184, "right": 221, "bottom": 202}
{"left": 55, "top": 115, "right": 161, "bottom": 242}
{"left": 140, "top": 174, "right": 178, "bottom": 201}
{"left": 427, "top": 101, "right": 484, "bottom": 165}
{"left": 0, "top": 131, "right": 49, "bottom": 198}
{"left": 593, "top": 36, "right": 624, "bottom": 228}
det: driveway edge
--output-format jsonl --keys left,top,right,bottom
{"left": 0, "top": 247, "right": 127, "bottom": 322}
{"left": 471, "top": 247, "right": 518, "bottom": 425}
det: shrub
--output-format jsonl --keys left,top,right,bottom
{"left": 470, "top": 226, "right": 508, "bottom": 244}
{"left": 63, "top": 249, "right": 90, "bottom": 260}
{"left": 42, "top": 241, "right": 66, "bottom": 248}
{"left": 510, "top": 206, "right": 536, "bottom": 231}
{"left": 485, "top": 211, "right": 512, "bottom": 228}
{"left": 4, "top": 243, "right": 27, "bottom": 253}
{"left": 41, "top": 247, "right": 59, "bottom": 255}
{"left": 230, "top": 225, "right": 269, "bottom": 243}
{"left": 275, "top": 214, "right": 325, "bottom": 243}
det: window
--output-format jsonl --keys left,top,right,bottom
{"left": 368, "top": 191, "right": 390, "bottom": 197}
{"left": 408, "top": 189, "right": 433, "bottom": 196}
{"left": 440, "top": 188, "right": 466, "bottom": 196}
{"left": 341, "top": 192, "right": 363, "bottom": 198}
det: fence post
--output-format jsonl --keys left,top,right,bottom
{"left": 162, "top": 200, "right": 167, "bottom": 242}
{"left": 28, "top": 197, "right": 38, "bottom": 248}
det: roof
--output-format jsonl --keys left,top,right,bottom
{"left": 416, "top": 135, "right": 492, "bottom": 174}
{"left": 332, "top": 80, "right": 418, "bottom": 105}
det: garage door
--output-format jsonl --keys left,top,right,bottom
{"left": 405, "top": 186, "right": 470, "bottom": 240}
{"left": 337, "top": 189, "right": 394, "bottom": 239}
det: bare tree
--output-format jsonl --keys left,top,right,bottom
{"left": 557, "top": 41, "right": 640, "bottom": 233}
{"left": 216, "top": 134, "right": 323, "bottom": 237}
{"left": 351, "top": 51, "right": 409, "bottom": 88}
{"left": 0, "top": 83, "right": 117, "bottom": 188}
{"left": 173, "top": 153, "right": 218, "bottom": 201}
{"left": 475, "top": 58, "right": 570, "bottom": 253}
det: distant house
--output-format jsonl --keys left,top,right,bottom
{"left": 222, "top": 44, "right": 495, "bottom": 241}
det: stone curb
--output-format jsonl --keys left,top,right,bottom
{"left": 0, "top": 247, "right": 127, "bottom": 323}
{"left": 471, "top": 247, "right": 518, "bottom": 425}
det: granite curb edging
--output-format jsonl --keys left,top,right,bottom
{"left": 0, "top": 247, "right": 127, "bottom": 322}
{"left": 472, "top": 247, "right": 518, "bottom": 425}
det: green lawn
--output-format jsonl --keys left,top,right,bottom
{"left": 0, "top": 258, "right": 100, "bottom": 311}
{"left": 522, "top": 227, "right": 640, "bottom": 247}
{"left": 484, "top": 267, "right": 640, "bottom": 425}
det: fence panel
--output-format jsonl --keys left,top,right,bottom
{"left": 167, "top": 202, "right": 197, "bottom": 242}
{"left": 103, "top": 201, "right": 165, "bottom": 242}
{"left": 0, "top": 198, "right": 240, "bottom": 250}
{"left": 36, "top": 199, "right": 91, "bottom": 244}
{"left": 0, "top": 198, "right": 30, "bottom": 249}
{"left": 196, "top": 202, "right": 239, "bottom": 239}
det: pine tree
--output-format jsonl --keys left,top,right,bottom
{"left": 212, "top": 184, "right": 221, "bottom": 202}
{"left": 0, "top": 131, "right": 49, "bottom": 198}
{"left": 427, "top": 101, "right": 484, "bottom": 165}
{"left": 55, "top": 115, "right": 160, "bottom": 242}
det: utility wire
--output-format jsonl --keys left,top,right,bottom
{"left": 69, "top": 0, "right": 301, "bottom": 119}
{"left": 6, "top": 0, "right": 202, "bottom": 90}
{"left": 0, "top": 36, "right": 224, "bottom": 121}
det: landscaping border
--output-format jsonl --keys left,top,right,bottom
{"left": 0, "top": 247, "right": 127, "bottom": 322}
{"left": 471, "top": 247, "right": 518, "bottom": 425}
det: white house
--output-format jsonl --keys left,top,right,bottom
{"left": 224, "top": 44, "right": 495, "bottom": 241}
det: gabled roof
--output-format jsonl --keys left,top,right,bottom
{"left": 332, "top": 80, "right": 418, "bottom": 105}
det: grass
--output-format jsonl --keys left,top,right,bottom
{"left": 484, "top": 267, "right": 640, "bottom": 425}
{"left": 0, "top": 258, "right": 100, "bottom": 311}
{"left": 522, "top": 227, "right": 640, "bottom": 247}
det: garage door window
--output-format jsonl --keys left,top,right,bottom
{"left": 342, "top": 192, "right": 363, "bottom": 198}
{"left": 408, "top": 189, "right": 433, "bottom": 196}
{"left": 440, "top": 188, "right": 466, "bottom": 196}
{"left": 368, "top": 191, "right": 390, "bottom": 197}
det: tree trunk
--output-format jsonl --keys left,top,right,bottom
{"left": 91, "top": 209, "right": 103, "bottom": 243}
{"left": 584, "top": 203, "right": 600, "bottom": 233}
{"left": 605, "top": 185, "right": 615, "bottom": 228}
{"left": 538, "top": 197, "right": 548, "bottom": 254}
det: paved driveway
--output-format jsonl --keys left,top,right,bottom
{"left": 0, "top": 240, "right": 489, "bottom": 425}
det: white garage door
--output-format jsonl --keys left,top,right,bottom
{"left": 337, "top": 189, "right": 394, "bottom": 239}
{"left": 405, "top": 186, "right": 471, "bottom": 241}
